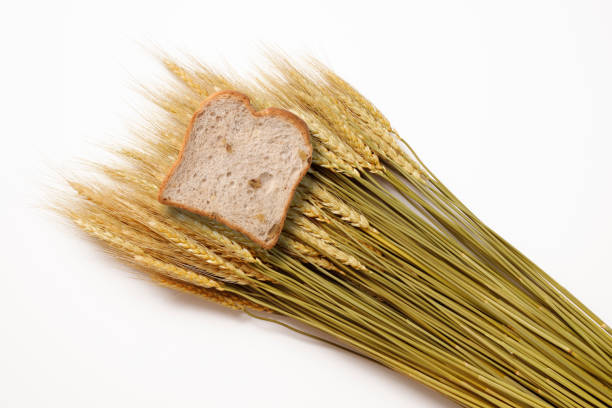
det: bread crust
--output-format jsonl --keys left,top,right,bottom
{"left": 158, "top": 90, "right": 312, "bottom": 249}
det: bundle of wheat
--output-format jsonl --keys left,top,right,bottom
{"left": 57, "top": 52, "right": 611, "bottom": 408}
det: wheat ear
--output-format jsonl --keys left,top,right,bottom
{"left": 64, "top": 207, "right": 221, "bottom": 290}
{"left": 284, "top": 217, "right": 369, "bottom": 273}
{"left": 300, "top": 177, "right": 374, "bottom": 232}
{"left": 277, "top": 235, "right": 342, "bottom": 273}
{"left": 150, "top": 273, "right": 268, "bottom": 311}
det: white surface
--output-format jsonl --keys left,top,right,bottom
{"left": 1, "top": 1, "right": 611, "bottom": 407}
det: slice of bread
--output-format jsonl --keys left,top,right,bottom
{"left": 158, "top": 90, "right": 312, "bottom": 249}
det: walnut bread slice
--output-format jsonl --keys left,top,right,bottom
{"left": 158, "top": 91, "right": 312, "bottom": 249}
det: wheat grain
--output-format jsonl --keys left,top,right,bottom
{"left": 284, "top": 217, "right": 369, "bottom": 273}
{"left": 133, "top": 254, "right": 222, "bottom": 289}
{"left": 312, "top": 143, "right": 360, "bottom": 177}
{"left": 277, "top": 235, "right": 342, "bottom": 273}
{"left": 150, "top": 273, "right": 268, "bottom": 311}
{"left": 288, "top": 226, "right": 369, "bottom": 273}
{"left": 300, "top": 177, "right": 373, "bottom": 231}
{"left": 171, "top": 211, "right": 257, "bottom": 263}
{"left": 291, "top": 192, "right": 331, "bottom": 224}
{"left": 163, "top": 59, "right": 207, "bottom": 97}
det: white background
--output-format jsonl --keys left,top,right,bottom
{"left": 1, "top": 1, "right": 611, "bottom": 407}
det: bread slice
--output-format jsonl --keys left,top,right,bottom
{"left": 158, "top": 90, "right": 312, "bottom": 249}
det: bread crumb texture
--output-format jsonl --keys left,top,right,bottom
{"left": 159, "top": 91, "right": 312, "bottom": 248}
